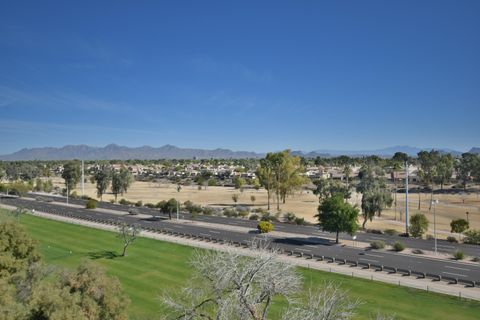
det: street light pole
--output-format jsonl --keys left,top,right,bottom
{"left": 176, "top": 184, "right": 181, "bottom": 220}
{"left": 432, "top": 199, "right": 438, "bottom": 255}
{"left": 66, "top": 184, "right": 69, "bottom": 205}
{"left": 405, "top": 161, "right": 409, "bottom": 236}
{"left": 466, "top": 211, "right": 469, "bottom": 223}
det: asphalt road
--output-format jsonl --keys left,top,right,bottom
{"left": 25, "top": 193, "right": 480, "bottom": 256}
{"left": 3, "top": 195, "right": 480, "bottom": 284}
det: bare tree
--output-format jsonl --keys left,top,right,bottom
{"left": 117, "top": 223, "right": 141, "bottom": 257}
{"left": 162, "top": 240, "right": 301, "bottom": 320}
{"left": 281, "top": 283, "right": 361, "bottom": 320}
{"left": 161, "top": 240, "right": 363, "bottom": 320}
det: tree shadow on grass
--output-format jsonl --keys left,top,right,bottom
{"left": 87, "top": 250, "right": 119, "bottom": 260}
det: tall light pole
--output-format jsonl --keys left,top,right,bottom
{"left": 81, "top": 160, "right": 85, "bottom": 197}
{"left": 405, "top": 161, "right": 409, "bottom": 236}
{"left": 66, "top": 184, "right": 69, "bottom": 205}
{"left": 176, "top": 184, "right": 181, "bottom": 220}
{"left": 432, "top": 199, "right": 438, "bottom": 255}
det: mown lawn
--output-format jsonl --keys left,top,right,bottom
{"left": 4, "top": 210, "right": 480, "bottom": 320}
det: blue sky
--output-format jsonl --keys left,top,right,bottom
{"left": 1, "top": 1, "right": 479, "bottom": 154}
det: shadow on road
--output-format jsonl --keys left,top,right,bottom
{"left": 272, "top": 237, "right": 334, "bottom": 246}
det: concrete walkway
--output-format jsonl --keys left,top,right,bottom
{"left": 3, "top": 204, "right": 479, "bottom": 302}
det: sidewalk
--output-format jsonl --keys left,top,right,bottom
{"left": 3, "top": 204, "right": 479, "bottom": 301}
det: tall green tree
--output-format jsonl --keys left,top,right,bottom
{"left": 93, "top": 165, "right": 112, "bottom": 201}
{"left": 261, "top": 150, "right": 305, "bottom": 210}
{"left": 360, "top": 188, "right": 393, "bottom": 228}
{"left": 456, "top": 153, "right": 479, "bottom": 190}
{"left": 256, "top": 158, "right": 275, "bottom": 210}
{"left": 313, "top": 179, "right": 350, "bottom": 203}
{"left": 435, "top": 154, "right": 454, "bottom": 190}
{"left": 61, "top": 161, "right": 81, "bottom": 193}
{"left": 315, "top": 194, "right": 359, "bottom": 244}
{"left": 111, "top": 168, "right": 133, "bottom": 202}
{"left": 356, "top": 165, "right": 392, "bottom": 228}
{"left": 417, "top": 150, "right": 440, "bottom": 209}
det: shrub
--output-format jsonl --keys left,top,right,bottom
{"left": 109, "top": 199, "right": 115, "bottom": 204}
{"left": 412, "top": 249, "right": 424, "bottom": 254}
{"left": 184, "top": 201, "right": 203, "bottom": 214}
{"left": 257, "top": 221, "right": 274, "bottom": 234}
{"left": 119, "top": 199, "right": 129, "bottom": 205}
{"left": 249, "top": 214, "right": 259, "bottom": 221}
{"left": 202, "top": 207, "right": 215, "bottom": 216}
{"left": 370, "top": 240, "right": 385, "bottom": 249}
{"left": 223, "top": 208, "right": 238, "bottom": 218}
{"left": 450, "top": 218, "right": 469, "bottom": 236}
{"left": 85, "top": 199, "right": 97, "bottom": 209}
{"left": 238, "top": 210, "right": 249, "bottom": 218}
{"left": 294, "top": 217, "right": 305, "bottom": 225}
{"left": 253, "top": 208, "right": 268, "bottom": 214}
{"left": 463, "top": 230, "right": 480, "bottom": 245}
{"left": 446, "top": 236, "right": 458, "bottom": 243}
{"left": 384, "top": 229, "right": 398, "bottom": 236}
{"left": 135, "top": 200, "right": 143, "bottom": 207}
{"left": 392, "top": 241, "right": 405, "bottom": 252}
{"left": 144, "top": 203, "right": 156, "bottom": 208}
{"left": 453, "top": 250, "right": 465, "bottom": 260}
{"left": 284, "top": 212, "right": 296, "bottom": 223}
{"left": 426, "top": 234, "right": 434, "bottom": 240}
{"left": 409, "top": 213, "right": 429, "bottom": 238}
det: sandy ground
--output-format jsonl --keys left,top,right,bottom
{"left": 52, "top": 177, "right": 480, "bottom": 236}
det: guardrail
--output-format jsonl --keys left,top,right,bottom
{"left": 17, "top": 202, "right": 480, "bottom": 289}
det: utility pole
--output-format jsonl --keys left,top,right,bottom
{"left": 405, "top": 161, "right": 409, "bottom": 236}
{"left": 176, "top": 184, "right": 181, "bottom": 220}
{"left": 432, "top": 199, "right": 438, "bottom": 255}
{"left": 81, "top": 160, "right": 85, "bottom": 197}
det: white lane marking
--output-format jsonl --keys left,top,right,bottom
{"left": 175, "top": 226, "right": 184, "bottom": 229}
{"left": 294, "top": 248, "right": 311, "bottom": 252}
{"left": 437, "top": 245, "right": 455, "bottom": 249}
{"left": 442, "top": 272, "right": 467, "bottom": 278}
{"left": 368, "top": 236, "right": 384, "bottom": 240}
{"left": 365, "top": 253, "right": 384, "bottom": 258}
{"left": 199, "top": 233, "right": 211, "bottom": 237}
{"left": 209, "top": 230, "right": 220, "bottom": 234}
{"left": 305, "top": 245, "right": 317, "bottom": 248}
{"left": 445, "top": 266, "right": 470, "bottom": 271}
{"left": 359, "top": 258, "right": 378, "bottom": 263}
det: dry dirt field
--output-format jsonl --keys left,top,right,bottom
{"left": 52, "top": 177, "right": 480, "bottom": 236}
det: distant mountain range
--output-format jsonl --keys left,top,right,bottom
{"left": 0, "top": 144, "right": 261, "bottom": 160}
{"left": 0, "top": 144, "right": 476, "bottom": 161}
{"left": 293, "top": 145, "right": 471, "bottom": 158}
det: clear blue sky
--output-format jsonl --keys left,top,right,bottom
{"left": 1, "top": 1, "right": 479, "bottom": 154}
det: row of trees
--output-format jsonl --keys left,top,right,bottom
{"left": 256, "top": 150, "right": 306, "bottom": 211}
{"left": 59, "top": 161, "right": 134, "bottom": 201}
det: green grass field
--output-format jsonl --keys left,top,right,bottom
{"left": 3, "top": 210, "right": 480, "bottom": 319}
